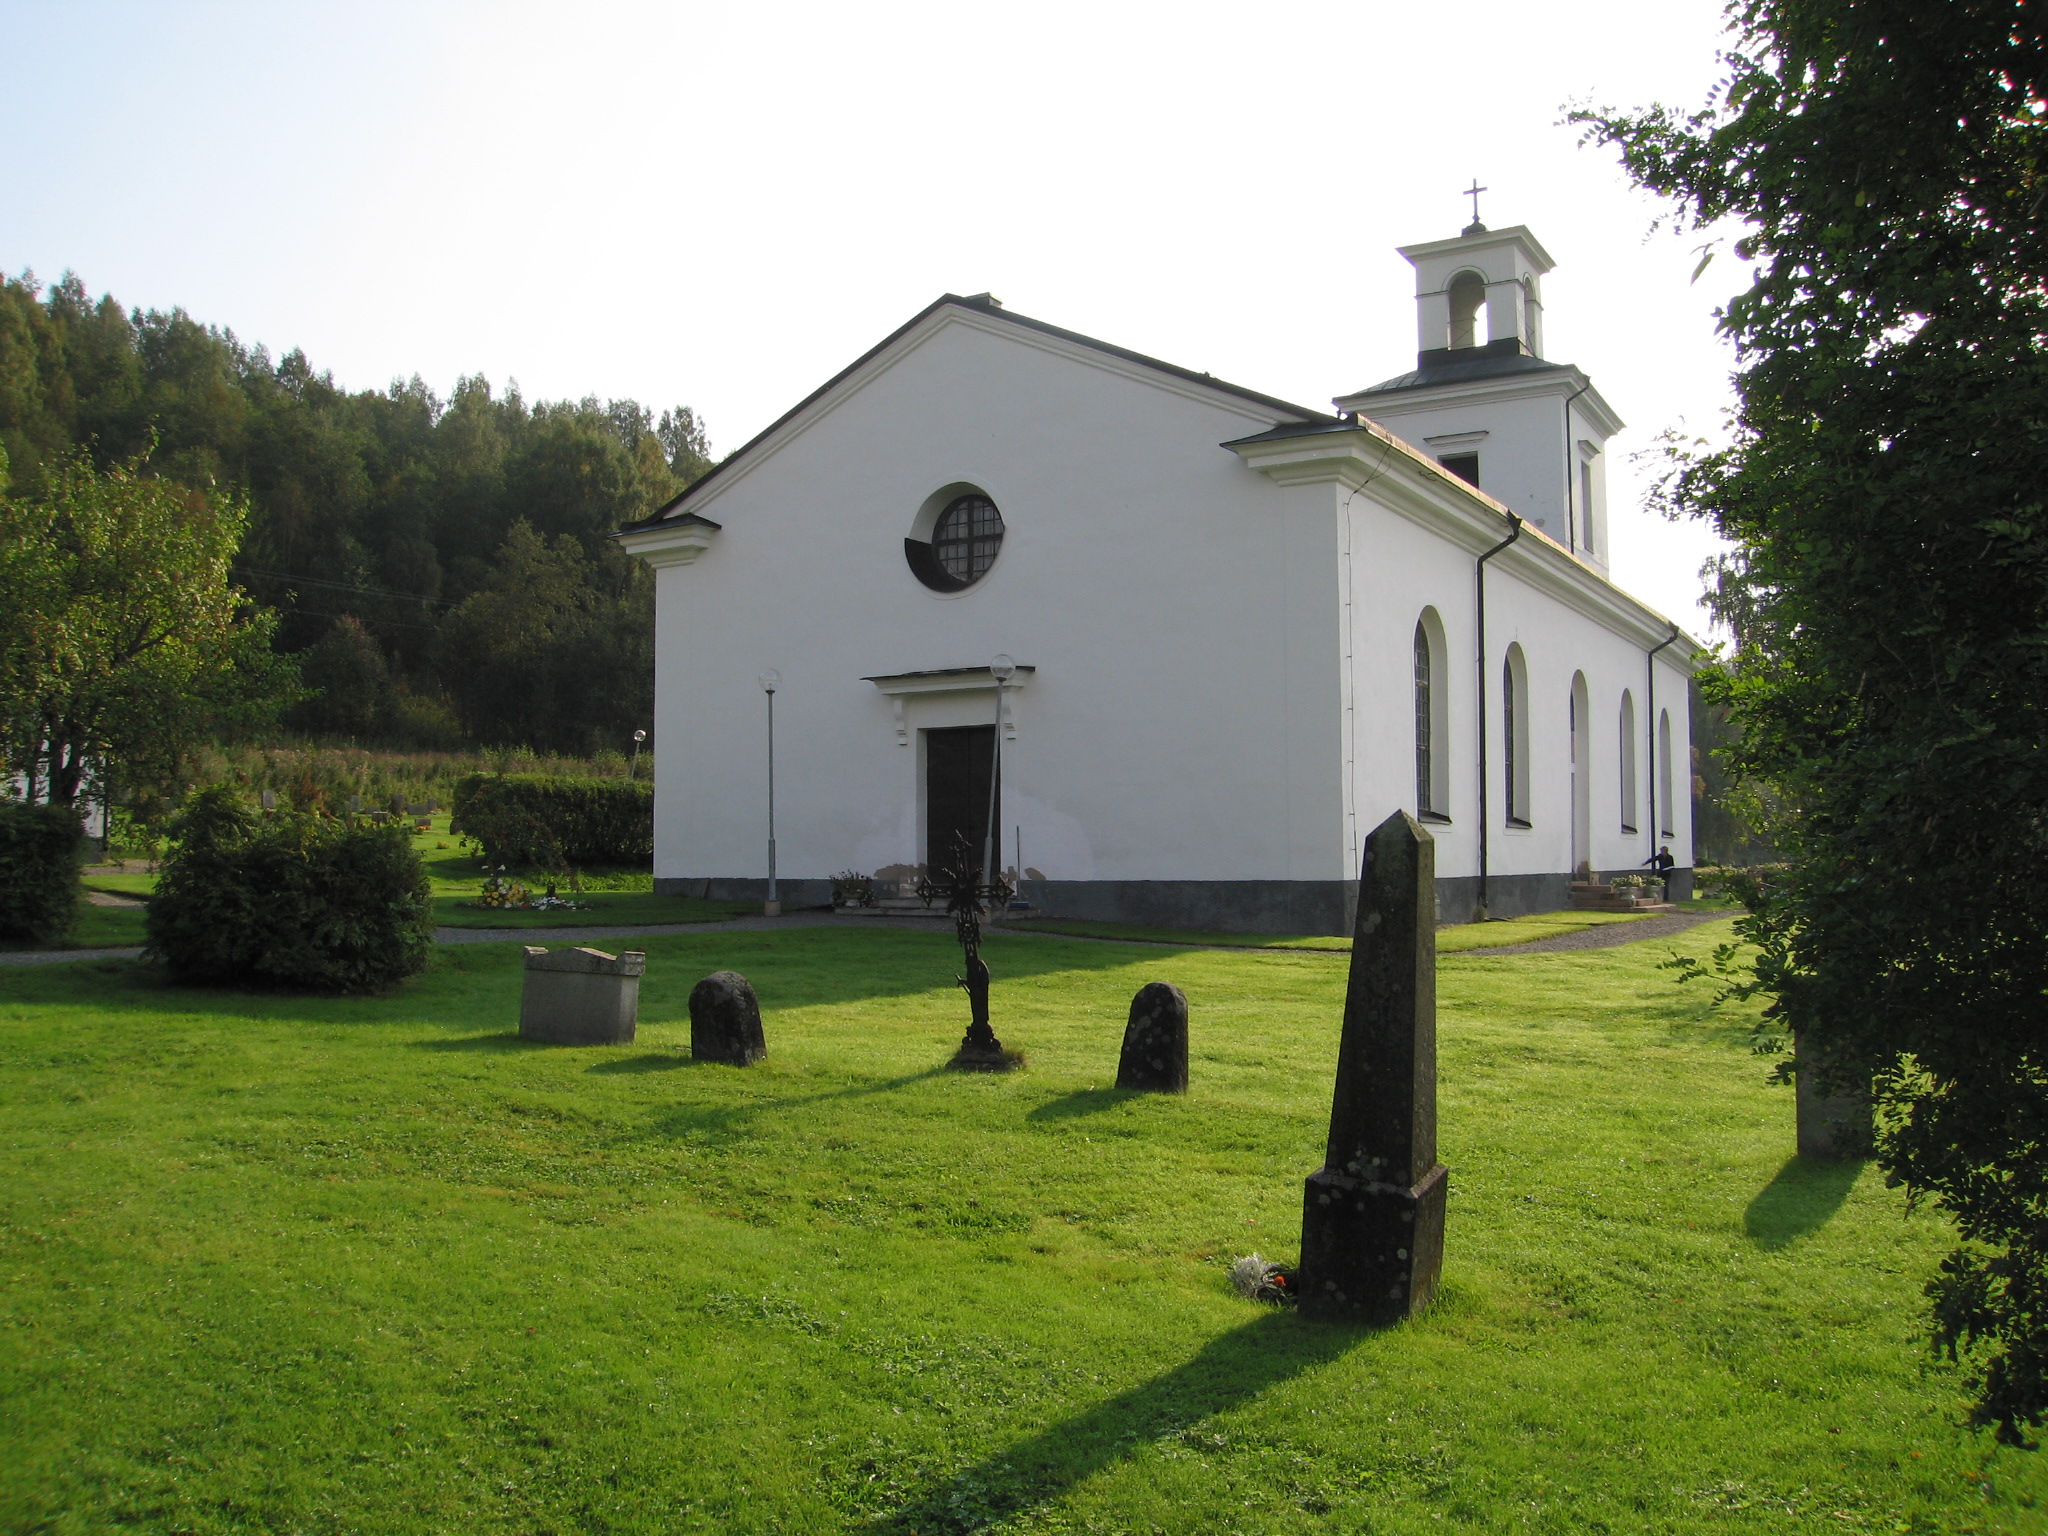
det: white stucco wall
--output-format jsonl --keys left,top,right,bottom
{"left": 632, "top": 299, "right": 1694, "bottom": 907}
{"left": 643, "top": 306, "right": 1347, "bottom": 888}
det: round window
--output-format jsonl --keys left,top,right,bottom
{"left": 906, "top": 490, "right": 1005, "bottom": 592}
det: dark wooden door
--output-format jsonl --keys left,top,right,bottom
{"left": 925, "top": 725, "right": 997, "bottom": 872}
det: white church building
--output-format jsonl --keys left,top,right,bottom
{"left": 619, "top": 218, "right": 1696, "bottom": 933}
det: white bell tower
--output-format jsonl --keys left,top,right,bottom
{"left": 1338, "top": 214, "right": 1624, "bottom": 570}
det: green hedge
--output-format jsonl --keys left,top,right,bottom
{"left": 450, "top": 774, "right": 653, "bottom": 868}
{"left": 0, "top": 802, "right": 82, "bottom": 946}
{"left": 147, "top": 788, "right": 433, "bottom": 992}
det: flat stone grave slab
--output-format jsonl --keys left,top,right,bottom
{"left": 519, "top": 945, "right": 645, "bottom": 1045}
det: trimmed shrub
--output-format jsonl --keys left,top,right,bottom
{"left": 451, "top": 774, "right": 653, "bottom": 868}
{"left": 0, "top": 802, "right": 82, "bottom": 945}
{"left": 147, "top": 787, "right": 433, "bottom": 992}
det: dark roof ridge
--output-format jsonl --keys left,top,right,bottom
{"left": 1346, "top": 351, "right": 1575, "bottom": 398}
{"left": 620, "top": 294, "right": 1337, "bottom": 532}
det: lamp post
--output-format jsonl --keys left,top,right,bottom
{"left": 985, "top": 654, "right": 1015, "bottom": 888}
{"left": 629, "top": 728, "right": 647, "bottom": 781}
{"left": 758, "top": 671, "right": 781, "bottom": 916}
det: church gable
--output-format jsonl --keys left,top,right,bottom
{"left": 624, "top": 295, "right": 1332, "bottom": 530}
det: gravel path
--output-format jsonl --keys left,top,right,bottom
{"left": 1450, "top": 907, "right": 1739, "bottom": 957}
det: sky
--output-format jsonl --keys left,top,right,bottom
{"left": 4, "top": 0, "right": 1748, "bottom": 636}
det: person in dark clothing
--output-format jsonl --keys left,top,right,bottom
{"left": 1643, "top": 844, "right": 1677, "bottom": 901}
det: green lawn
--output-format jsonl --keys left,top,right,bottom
{"left": 1006, "top": 906, "right": 1686, "bottom": 954}
{"left": 431, "top": 892, "right": 759, "bottom": 928}
{"left": 0, "top": 919, "right": 2035, "bottom": 1532}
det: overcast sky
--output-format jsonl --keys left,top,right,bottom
{"left": 5, "top": 0, "right": 1748, "bottom": 636}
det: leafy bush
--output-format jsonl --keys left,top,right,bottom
{"left": 147, "top": 788, "right": 433, "bottom": 992}
{"left": 450, "top": 774, "right": 652, "bottom": 869}
{"left": 0, "top": 802, "right": 82, "bottom": 945}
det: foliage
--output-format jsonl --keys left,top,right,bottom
{"left": 473, "top": 865, "right": 535, "bottom": 910}
{"left": 1578, "top": 0, "right": 2048, "bottom": 1440}
{"left": 146, "top": 787, "right": 432, "bottom": 992}
{"left": 832, "top": 871, "right": 877, "bottom": 908}
{"left": 102, "top": 743, "right": 649, "bottom": 842}
{"left": 0, "top": 274, "right": 709, "bottom": 755}
{"left": 450, "top": 772, "right": 653, "bottom": 869}
{"left": 2, "top": 923, "right": 2043, "bottom": 1529}
{"left": 0, "top": 443, "right": 297, "bottom": 807}
{"left": 1690, "top": 692, "right": 1781, "bottom": 864}
{"left": 436, "top": 522, "right": 654, "bottom": 751}
{"left": 0, "top": 800, "right": 80, "bottom": 944}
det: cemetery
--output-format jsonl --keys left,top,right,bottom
{"left": 4, "top": 4, "right": 2042, "bottom": 1522}
{"left": 1, "top": 811, "right": 2042, "bottom": 1532}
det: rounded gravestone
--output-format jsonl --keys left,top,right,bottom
{"left": 690, "top": 971, "right": 767, "bottom": 1065}
{"left": 1116, "top": 981, "right": 1188, "bottom": 1093}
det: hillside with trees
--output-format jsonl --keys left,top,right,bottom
{"left": 0, "top": 271, "right": 709, "bottom": 760}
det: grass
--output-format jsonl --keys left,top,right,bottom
{"left": 0, "top": 919, "right": 2038, "bottom": 1533}
{"left": 1004, "top": 905, "right": 1707, "bottom": 954}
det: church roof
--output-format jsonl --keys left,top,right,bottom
{"left": 623, "top": 294, "right": 1338, "bottom": 531}
{"left": 1347, "top": 346, "right": 1573, "bottom": 399}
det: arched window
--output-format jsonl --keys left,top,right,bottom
{"left": 1503, "top": 644, "right": 1531, "bottom": 826}
{"left": 1618, "top": 690, "right": 1639, "bottom": 832}
{"left": 1414, "top": 611, "right": 1449, "bottom": 821}
{"left": 1658, "top": 709, "right": 1675, "bottom": 838}
{"left": 1447, "top": 270, "right": 1487, "bottom": 350}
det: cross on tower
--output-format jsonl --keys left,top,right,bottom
{"left": 1462, "top": 178, "right": 1488, "bottom": 234}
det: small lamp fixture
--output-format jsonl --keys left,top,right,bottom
{"left": 990, "top": 654, "right": 1016, "bottom": 682}
{"left": 758, "top": 669, "right": 780, "bottom": 693}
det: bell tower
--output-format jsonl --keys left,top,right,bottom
{"left": 1338, "top": 215, "right": 1624, "bottom": 570}
{"left": 1403, "top": 222, "right": 1551, "bottom": 368}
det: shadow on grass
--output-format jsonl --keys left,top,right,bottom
{"left": 586, "top": 1052, "right": 692, "bottom": 1074}
{"left": 0, "top": 926, "right": 1168, "bottom": 1023}
{"left": 860, "top": 1309, "right": 1367, "bottom": 1533}
{"left": 1745, "top": 1155, "right": 1866, "bottom": 1250}
{"left": 1025, "top": 1087, "right": 1139, "bottom": 1122}
{"left": 648, "top": 1067, "right": 952, "bottom": 1144}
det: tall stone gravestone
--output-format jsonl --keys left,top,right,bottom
{"left": 1795, "top": 1034, "right": 1873, "bottom": 1158}
{"left": 1299, "top": 811, "right": 1447, "bottom": 1324}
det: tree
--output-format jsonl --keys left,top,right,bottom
{"left": 288, "top": 615, "right": 396, "bottom": 739}
{"left": 1579, "top": 1, "right": 2048, "bottom": 1439}
{"left": 0, "top": 443, "right": 297, "bottom": 806}
{"left": 436, "top": 521, "right": 653, "bottom": 753}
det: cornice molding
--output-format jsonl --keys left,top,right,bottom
{"left": 616, "top": 513, "right": 721, "bottom": 569}
{"left": 862, "top": 664, "right": 1035, "bottom": 697}
{"left": 1341, "top": 369, "right": 1627, "bottom": 440}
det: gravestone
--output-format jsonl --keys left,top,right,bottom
{"left": 1299, "top": 811, "right": 1447, "bottom": 1324}
{"left": 690, "top": 970, "right": 767, "bottom": 1065}
{"left": 1794, "top": 1034, "right": 1873, "bottom": 1158}
{"left": 259, "top": 789, "right": 276, "bottom": 811}
{"left": 1115, "top": 982, "right": 1188, "bottom": 1093}
{"left": 519, "top": 946, "right": 645, "bottom": 1044}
